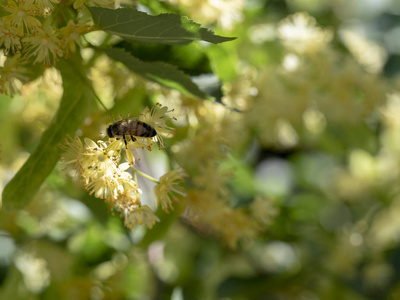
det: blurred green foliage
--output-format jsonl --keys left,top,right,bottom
{"left": 1, "top": 0, "right": 400, "bottom": 299}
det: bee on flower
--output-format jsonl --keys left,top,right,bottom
{"left": 138, "top": 103, "right": 176, "bottom": 150}
{"left": 59, "top": 104, "right": 186, "bottom": 230}
{"left": 106, "top": 103, "right": 176, "bottom": 164}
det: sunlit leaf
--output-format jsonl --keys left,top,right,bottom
{"left": 88, "top": 7, "right": 236, "bottom": 45}
{"left": 1, "top": 58, "right": 93, "bottom": 211}
{"left": 206, "top": 43, "right": 239, "bottom": 81}
{"left": 114, "top": 41, "right": 213, "bottom": 76}
{"left": 102, "top": 47, "right": 210, "bottom": 99}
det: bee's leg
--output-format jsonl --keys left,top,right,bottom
{"left": 123, "top": 134, "right": 128, "bottom": 147}
{"left": 130, "top": 135, "right": 137, "bottom": 142}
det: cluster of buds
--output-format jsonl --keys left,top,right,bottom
{"left": 0, "top": 0, "right": 94, "bottom": 94}
{"left": 0, "top": 1, "right": 93, "bottom": 59}
{"left": 59, "top": 104, "right": 185, "bottom": 229}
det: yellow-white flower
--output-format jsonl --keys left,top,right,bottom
{"left": 139, "top": 103, "right": 176, "bottom": 150}
{"left": 154, "top": 168, "right": 186, "bottom": 213}
{"left": 277, "top": 12, "right": 332, "bottom": 54}
{"left": 25, "top": 0, "right": 60, "bottom": 16}
{"left": 86, "top": 173, "right": 120, "bottom": 199}
{"left": 0, "top": 53, "right": 30, "bottom": 95}
{"left": 59, "top": 135, "right": 85, "bottom": 182}
{"left": 124, "top": 205, "right": 160, "bottom": 230}
{"left": 60, "top": 103, "right": 179, "bottom": 230}
{"left": 79, "top": 138, "right": 120, "bottom": 179}
{"left": 23, "top": 26, "right": 63, "bottom": 65}
{"left": 114, "top": 184, "right": 141, "bottom": 210}
{"left": 0, "top": 19, "right": 22, "bottom": 54}
{"left": 3, "top": 0, "right": 41, "bottom": 36}
{"left": 58, "top": 20, "right": 92, "bottom": 56}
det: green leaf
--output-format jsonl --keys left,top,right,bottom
{"left": 102, "top": 47, "right": 209, "bottom": 99}
{"left": 1, "top": 58, "right": 93, "bottom": 211}
{"left": 206, "top": 43, "right": 239, "bottom": 82}
{"left": 114, "top": 41, "right": 213, "bottom": 76}
{"left": 88, "top": 7, "right": 236, "bottom": 45}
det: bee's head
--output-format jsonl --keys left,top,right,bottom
{"left": 106, "top": 125, "right": 113, "bottom": 138}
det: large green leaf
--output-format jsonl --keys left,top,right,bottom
{"left": 114, "top": 41, "right": 213, "bottom": 76}
{"left": 88, "top": 7, "right": 236, "bottom": 45}
{"left": 1, "top": 58, "right": 93, "bottom": 211}
{"left": 102, "top": 47, "right": 209, "bottom": 99}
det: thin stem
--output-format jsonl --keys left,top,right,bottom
{"left": 131, "top": 167, "right": 159, "bottom": 183}
{"left": 93, "top": 91, "right": 109, "bottom": 112}
{"left": 67, "top": 56, "right": 109, "bottom": 112}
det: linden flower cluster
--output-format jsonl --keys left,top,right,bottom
{"left": 60, "top": 104, "right": 185, "bottom": 230}
{"left": 161, "top": 97, "right": 278, "bottom": 249}
{"left": 225, "top": 12, "right": 387, "bottom": 148}
{"left": 0, "top": 0, "right": 109, "bottom": 94}
{"left": 0, "top": 0, "right": 94, "bottom": 57}
{"left": 167, "top": 0, "right": 244, "bottom": 30}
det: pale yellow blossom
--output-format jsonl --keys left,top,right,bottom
{"left": 3, "top": 0, "right": 42, "bottom": 36}
{"left": 183, "top": 191, "right": 260, "bottom": 249}
{"left": 0, "top": 19, "right": 22, "bottom": 54}
{"left": 139, "top": 103, "right": 176, "bottom": 150}
{"left": 60, "top": 103, "right": 178, "bottom": 231}
{"left": 59, "top": 135, "right": 85, "bottom": 182}
{"left": 124, "top": 205, "right": 160, "bottom": 230}
{"left": 0, "top": 53, "right": 30, "bottom": 95}
{"left": 58, "top": 20, "right": 93, "bottom": 56}
{"left": 250, "top": 196, "right": 278, "bottom": 226}
{"left": 23, "top": 26, "right": 63, "bottom": 65}
{"left": 25, "top": 0, "right": 60, "bottom": 16}
{"left": 167, "top": 0, "right": 244, "bottom": 30}
{"left": 277, "top": 12, "right": 332, "bottom": 54}
{"left": 154, "top": 168, "right": 186, "bottom": 212}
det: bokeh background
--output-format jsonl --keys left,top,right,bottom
{"left": 2, "top": 0, "right": 400, "bottom": 299}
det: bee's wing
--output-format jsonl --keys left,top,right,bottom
{"left": 126, "top": 113, "right": 144, "bottom": 121}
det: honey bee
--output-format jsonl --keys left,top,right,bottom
{"left": 107, "top": 118, "right": 157, "bottom": 146}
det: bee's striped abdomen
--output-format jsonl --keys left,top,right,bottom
{"left": 107, "top": 118, "right": 157, "bottom": 141}
{"left": 137, "top": 121, "right": 157, "bottom": 137}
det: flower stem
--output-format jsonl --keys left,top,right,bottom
{"left": 131, "top": 167, "right": 159, "bottom": 183}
